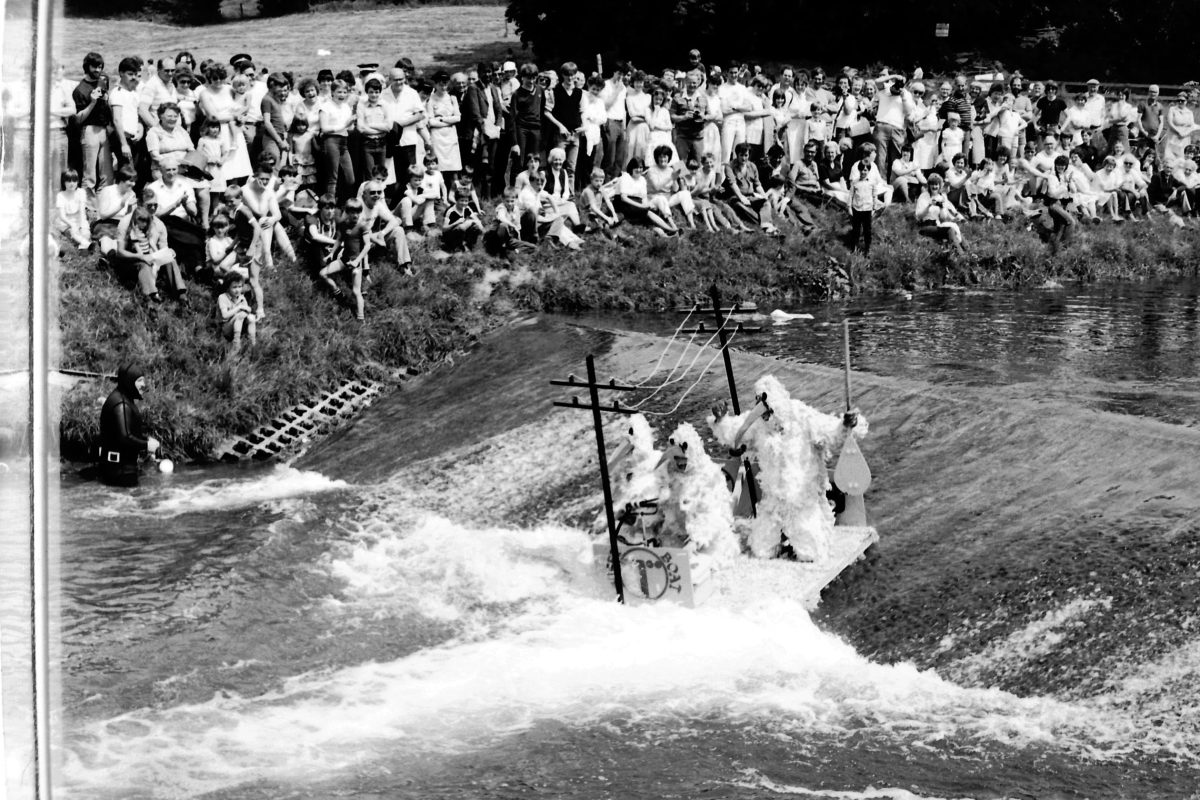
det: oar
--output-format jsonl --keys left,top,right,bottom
{"left": 833, "top": 320, "right": 871, "bottom": 525}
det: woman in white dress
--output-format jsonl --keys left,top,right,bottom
{"left": 197, "top": 63, "right": 251, "bottom": 185}
{"left": 646, "top": 86, "right": 677, "bottom": 164}
{"left": 426, "top": 70, "right": 462, "bottom": 181}
{"left": 702, "top": 72, "right": 724, "bottom": 168}
{"left": 1163, "top": 92, "right": 1196, "bottom": 168}
{"left": 624, "top": 71, "right": 651, "bottom": 165}
{"left": 910, "top": 84, "right": 941, "bottom": 173}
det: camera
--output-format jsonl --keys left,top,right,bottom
{"left": 889, "top": 79, "right": 903, "bottom": 95}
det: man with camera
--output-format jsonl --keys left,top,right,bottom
{"left": 670, "top": 69, "right": 708, "bottom": 164}
{"left": 72, "top": 51, "right": 114, "bottom": 194}
{"left": 871, "top": 71, "right": 914, "bottom": 181}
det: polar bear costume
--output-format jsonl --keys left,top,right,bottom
{"left": 655, "top": 422, "right": 740, "bottom": 564}
{"left": 710, "top": 375, "right": 868, "bottom": 560}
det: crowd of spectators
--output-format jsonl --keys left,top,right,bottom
{"left": 48, "top": 46, "right": 1200, "bottom": 345}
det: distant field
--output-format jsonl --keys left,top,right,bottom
{"left": 53, "top": 4, "right": 523, "bottom": 76}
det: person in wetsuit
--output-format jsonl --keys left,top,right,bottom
{"left": 98, "top": 364, "right": 159, "bottom": 487}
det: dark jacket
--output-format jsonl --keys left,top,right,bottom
{"left": 462, "top": 81, "right": 502, "bottom": 136}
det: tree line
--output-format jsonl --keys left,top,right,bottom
{"left": 504, "top": 0, "right": 1200, "bottom": 83}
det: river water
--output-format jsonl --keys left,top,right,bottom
{"left": 51, "top": 280, "right": 1200, "bottom": 799}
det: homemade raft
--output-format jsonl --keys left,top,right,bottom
{"left": 554, "top": 286, "right": 878, "bottom": 609}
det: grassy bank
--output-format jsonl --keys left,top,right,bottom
{"left": 57, "top": 204, "right": 1199, "bottom": 464}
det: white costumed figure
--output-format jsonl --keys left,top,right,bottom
{"left": 599, "top": 414, "right": 665, "bottom": 543}
{"left": 654, "top": 422, "right": 740, "bottom": 564}
{"left": 710, "top": 375, "right": 868, "bottom": 560}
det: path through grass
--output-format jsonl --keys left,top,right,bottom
{"left": 54, "top": 5, "right": 520, "bottom": 75}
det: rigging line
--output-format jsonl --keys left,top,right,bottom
{"left": 641, "top": 328, "right": 740, "bottom": 418}
{"left": 625, "top": 309, "right": 738, "bottom": 409}
{"left": 628, "top": 302, "right": 699, "bottom": 387}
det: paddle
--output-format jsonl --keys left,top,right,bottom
{"left": 833, "top": 319, "right": 871, "bottom": 525}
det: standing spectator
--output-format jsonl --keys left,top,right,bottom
{"left": 73, "top": 52, "right": 114, "bottom": 193}
{"left": 702, "top": 72, "right": 724, "bottom": 167}
{"left": 871, "top": 71, "right": 913, "bottom": 179}
{"left": 545, "top": 62, "right": 582, "bottom": 189}
{"left": 847, "top": 160, "right": 884, "bottom": 255}
{"left": 197, "top": 63, "right": 252, "bottom": 186}
{"left": 718, "top": 63, "right": 751, "bottom": 165}
{"left": 426, "top": 70, "right": 463, "bottom": 185}
{"left": 600, "top": 62, "right": 630, "bottom": 178}
{"left": 258, "top": 73, "right": 291, "bottom": 168}
{"left": 671, "top": 70, "right": 707, "bottom": 165}
{"left": 137, "top": 58, "right": 177, "bottom": 137}
{"left": 355, "top": 77, "right": 391, "bottom": 181}
{"left": 1137, "top": 85, "right": 1164, "bottom": 157}
{"left": 50, "top": 62, "right": 76, "bottom": 180}
{"left": 383, "top": 66, "right": 427, "bottom": 190}
{"left": 1163, "top": 92, "right": 1195, "bottom": 168}
{"left": 109, "top": 57, "right": 148, "bottom": 184}
{"left": 172, "top": 70, "right": 198, "bottom": 134}
{"left": 743, "top": 77, "right": 772, "bottom": 164}
{"left": 1105, "top": 87, "right": 1137, "bottom": 155}
{"left": 1010, "top": 75, "right": 1034, "bottom": 155}
{"left": 624, "top": 70, "right": 651, "bottom": 164}
{"left": 578, "top": 75, "right": 609, "bottom": 184}
{"left": 1034, "top": 81, "right": 1066, "bottom": 140}
{"left": 910, "top": 83, "right": 941, "bottom": 174}
{"left": 318, "top": 79, "right": 356, "bottom": 200}
{"left": 462, "top": 62, "right": 503, "bottom": 197}
{"left": 1082, "top": 79, "right": 1107, "bottom": 153}
{"left": 647, "top": 86, "right": 677, "bottom": 163}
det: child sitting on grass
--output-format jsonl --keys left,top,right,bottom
{"left": 579, "top": 168, "right": 625, "bottom": 241}
{"left": 206, "top": 214, "right": 248, "bottom": 283}
{"left": 54, "top": 169, "right": 90, "bottom": 250}
{"left": 229, "top": 185, "right": 266, "bottom": 321}
{"left": 398, "top": 166, "right": 441, "bottom": 234}
{"left": 218, "top": 273, "right": 256, "bottom": 353}
{"left": 441, "top": 192, "right": 485, "bottom": 252}
{"left": 488, "top": 187, "right": 534, "bottom": 255}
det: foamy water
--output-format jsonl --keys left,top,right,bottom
{"left": 59, "top": 502, "right": 1200, "bottom": 799}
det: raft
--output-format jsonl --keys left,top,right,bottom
{"left": 593, "top": 523, "right": 878, "bottom": 610}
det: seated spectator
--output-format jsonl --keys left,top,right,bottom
{"left": 914, "top": 173, "right": 966, "bottom": 251}
{"left": 724, "top": 142, "right": 777, "bottom": 233}
{"left": 398, "top": 166, "right": 439, "bottom": 233}
{"left": 1167, "top": 159, "right": 1200, "bottom": 216}
{"left": 513, "top": 153, "right": 543, "bottom": 194}
{"left": 518, "top": 171, "right": 583, "bottom": 249}
{"left": 113, "top": 204, "right": 186, "bottom": 304}
{"left": 1043, "top": 155, "right": 1077, "bottom": 241}
{"left": 217, "top": 273, "right": 256, "bottom": 353}
{"left": 890, "top": 143, "right": 926, "bottom": 203}
{"left": 304, "top": 194, "right": 341, "bottom": 269}
{"left": 241, "top": 160, "right": 295, "bottom": 268}
{"left": 759, "top": 144, "right": 815, "bottom": 231}
{"left": 94, "top": 166, "right": 139, "bottom": 256}
{"left": 359, "top": 179, "right": 413, "bottom": 274}
{"left": 1065, "top": 151, "right": 1103, "bottom": 222}
{"left": 1092, "top": 155, "right": 1126, "bottom": 221}
{"left": 694, "top": 152, "right": 745, "bottom": 231}
{"left": 441, "top": 192, "right": 485, "bottom": 252}
{"left": 1118, "top": 153, "right": 1150, "bottom": 219}
{"left": 967, "top": 158, "right": 999, "bottom": 218}
{"left": 206, "top": 214, "right": 248, "bottom": 282}
{"left": 645, "top": 145, "right": 691, "bottom": 230}
{"left": 578, "top": 168, "right": 627, "bottom": 241}
{"left": 145, "top": 102, "right": 194, "bottom": 181}
{"left": 487, "top": 187, "right": 533, "bottom": 255}
{"left": 818, "top": 140, "right": 850, "bottom": 206}
{"left": 54, "top": 169, "right": 90, "bottom": 251}
{"left": 614, "top": 157, "right": 677, "bottom": 237}
{"left": 543, "top": 147, "right": 580, "bottom": 227}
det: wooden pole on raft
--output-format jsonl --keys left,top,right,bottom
{"left": 586, "top": 355, "right": 625, "bottom": 603}
{"left": 709, "top": 284, "right": 741, "bottom": 415}
{"left": 834, "top": 319, "right": 872, "bottom": 526}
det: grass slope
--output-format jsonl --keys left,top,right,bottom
{"left": 56, "top": 203, "right": 1199, "bottom": 463}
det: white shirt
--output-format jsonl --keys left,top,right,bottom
{"left": 147, "top": 178, "right": 195, "bottom": 219}
{"left": 874, "top": 88, "right": 913, "bottom": 129}
{"left": 138, "top": 75, "right": 177, "bottom": 117}
{"left": 385, "top": 85, "right": 425, "bottom": 146}
{"left": 108, "top": 84, "right": 143, "bottom": 139}
{"left": 602, "top": 79, "right": 627, "bottom": 122}
{"left": 244, "top": 80, "right": 269, "bottom": 124}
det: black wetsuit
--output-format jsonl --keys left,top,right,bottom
{"left": 98, "top": 366, "right": 149, "bottom": 487}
